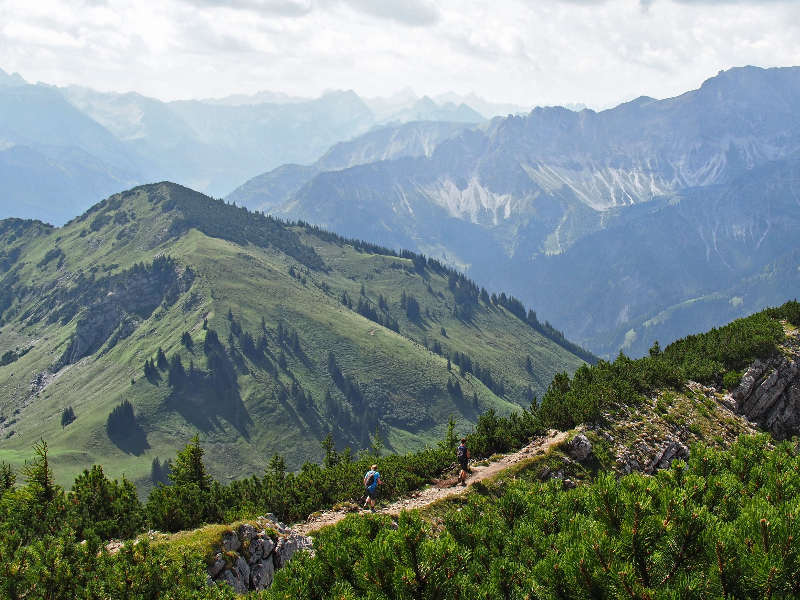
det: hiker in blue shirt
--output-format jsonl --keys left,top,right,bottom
{"left": 363, "top": 464, "right": 381, "bottom": 512}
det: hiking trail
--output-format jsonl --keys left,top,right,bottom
{"left": 293, "top": 430, "right": 568, "bottom": 535}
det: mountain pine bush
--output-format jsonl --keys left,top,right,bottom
{"left": 271, "top": 435, "right": 800, "bottom": 599}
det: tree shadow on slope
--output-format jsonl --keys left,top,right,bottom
{"left": 163, "top": 329, "right": 253, "bottom": 438}
{"left": 106, "top": 399, "right": 151, "bottom": 456}
{"left": 165, "top": 368, "right": 253, "bottom": 440}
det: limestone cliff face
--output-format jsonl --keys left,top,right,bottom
{"left": 729, "top": 331, "right": 800, "bottom": 440}
{"left": 57, "top": 263, "right": 194, "bottom": 367}
{"left": 208, "top": 517, "right": 313, "bottom": 593}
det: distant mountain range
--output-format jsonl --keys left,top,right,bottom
{"left": 0, "top": 69, "right": 534, "bottom": 224}
{"left": 229, "top": 66, "right": 800, "bottom": 358}
{"left": 4, "top": 64, "right": 799, "bottom": 359}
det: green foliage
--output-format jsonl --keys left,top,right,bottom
{"left": 69, "top": 465, "right": 144, "bottom": 540}
{"left": 538, "top": 304, "right": 792, "bottom": 430}
{"left": 723, "top": 370, "right": 743, "bottom": 390}
{"left": 154, "top": 182, "right": 325, "bottom": 270}
{"left": 106, "top": 399, "right": 137, "bottom": 437}
{"left": 467, "top": 404, "right": 543, "bottom": 458}
{"left": 272, "top": 435, "right": 800, "bottom": 599}
{"left": 767, "top": 299, "right": 800, "bottom": 327}
{"left": 170, "top": 435, "right": 213, "bottom": 491}
{"left": 0, "top": 462, "right": 15, "bottom": 493}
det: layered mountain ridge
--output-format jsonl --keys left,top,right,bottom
{"left": 0, "top": 67, "right": 520, "bottom": 224}
{"left": 233, "top": 66, "right": 800, "bottom": 358}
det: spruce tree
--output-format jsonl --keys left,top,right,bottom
{"left": 169, "top": 435, "right": 212, "bottom": 492}
{"left": 321, "top": 433, "right": 340, "bottom": 468}
{"left": 22, "top": 439, "right": 58, "bottom": 504}
{"left": 0, "top": 461, "right": 15, "bottom": 493}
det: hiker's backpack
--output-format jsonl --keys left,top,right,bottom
{"left": 457, "top": 445, "right": 467, "bottom": 460}
{"left": 365, "top": 472, "right": 375, "bottom": 488}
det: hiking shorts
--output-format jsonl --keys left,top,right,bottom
{"left": 366, "top": 487, "right": 378, "bottom": 500}
{"left": 459, "top": 458, "right": 469, "bottom": 471}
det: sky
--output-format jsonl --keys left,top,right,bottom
{"left": 1, "top": 0, "right": 799, "bottom": 108}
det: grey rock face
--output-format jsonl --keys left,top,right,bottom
{"left": 645, "top": 438, "right": 690, "bottom": 474}
{"left": 615, "top": 452, "right": 641, "bottom": 475}
{"left": 208, "top": 554, "right": 225, "bottom": 578}
{"left": 234, "top": 556, "right": 250, "bottom": 588}
{"left": 274, "top": 537, "right": 299, "bottom": 569}
{"left": 566, "top": 434, "right": 593, "bottom": 461}
{"left": 250, "top": 559, "right": 275, "bottom": 591}
{"left": 57, "top": 265, "right": 193, "bottom": 368}
{"left": 210, "top": 522, "right": 313, "bottom": 594}
{"left": 731, "top": 341, "right": 800, "bottom": 439}
{"left": 219, "top": 569, "right": 248, "bottom": 594}
{"left": 248, "top": 537, "right": 275, "bottom": 563}
{"left": 222, "top": 531, "right": 240, "bottom": 552}
{"left": 238, "top": 523, "right": 257, "bottom": 543}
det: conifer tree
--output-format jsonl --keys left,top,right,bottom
{"left": 156, "top": 347, "right": 168, "bottom": 370}
{"left": 321, "top": 432, "right": 340, "bottom": 468}
{"left": 0, "top": 461, "right": 15, "bottom": 493}
{"left": 169, "top": 435, "right": 211, "bottom": 492}
{"left": 22, "top": 439, "right": 58, "bottom": 505}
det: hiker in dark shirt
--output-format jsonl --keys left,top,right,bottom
{"left": 457, "top": 438, "right": 470, "bottom": 485}
{"left": 363, "top": 464, "right": 381, "bottom": 511}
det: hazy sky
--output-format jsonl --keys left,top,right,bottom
{"left": 1, "top": 0, "right": 799, "bottom": 107}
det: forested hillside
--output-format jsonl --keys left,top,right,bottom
{"left": 0, "top": 182, "right": 587, "bottom": 492}
{"left": 0, "top": 300, "right": 797, "bottom": 598}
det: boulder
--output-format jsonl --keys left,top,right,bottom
{"left": 645, "top": 438, "right": 690, "bottom": 474}
{"left": 208, "top": 554, "right": 225, "bottom": 578}
{"left": 248, "top": 537, "right": 275, "bottom": 564}
{"left": 274, "top": 537, "right": 299, "bottom": 569}
{"left": 234, "top": 556, "right": 250, "bottom": 588}
{"left": 218, "top": 569, "right": 248, "bottom": 594}
{"left": 566, "top": 434, "right": 593, "bottom": 461}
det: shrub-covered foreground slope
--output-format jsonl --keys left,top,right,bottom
{"left": 0, "top": 182, "right": 586, "bottom": 490}
{"left": 2, "top": 303, "right": 799, "bottom": 598}
{"left": 0, "top": 301, "right": 798, "bottom": 598}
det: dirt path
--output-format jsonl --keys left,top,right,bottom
{"left": 294, "top": 430, "right": 567, "bottom": 535}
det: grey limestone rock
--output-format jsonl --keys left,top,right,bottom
{"left": 274, "top": 537, "right": 299, "bottom": 569}
{"left": 210, "top": 523, "right": 314, "bottom": 593}
{"left": 222, "top": 531, "right": 241, "bottom": 552}
{"left": 248, "top": 536, "right": 275, "bottom": 564}
{"left": 234, "top": 556, "right": 250, "bottom": 588}
{"left": 733, "top": 345, "right": 800, "bottom": 440}
{"left": 238, "top": 523, "right": 257, "bottom": 542}
{"left": 645, "top": 438, "right": 690, "bottom": 474}
{"left": 250, "top": 559, "right": 275, "bottom": 591}
{"left": 219, "top": 569, "right": 248, "bottom": 594}
{"left": 566, "top": 434, "right": 593, "bottom": 462}
{"left": 208, "top": 554, "right": 225, "bottom": 578}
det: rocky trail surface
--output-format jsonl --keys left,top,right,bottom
{"left": 294, "top": 430, "right": 569, "bottom": 535}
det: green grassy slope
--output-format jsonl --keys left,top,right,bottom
{"left": 0, "top": 183, "right": 586, "bottom": 493}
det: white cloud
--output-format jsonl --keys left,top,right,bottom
{"left": 0, "top": 0, "right": 798, "bottom": 107}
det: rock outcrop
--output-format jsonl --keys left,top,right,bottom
{"left": 208, "top": 516, "right": 313, "bottom": 593}
{"left": 728, "top": 333, "right": 800, "bottom": 440}
{"left": 565, "top": 433, "right": 593, "bottom": 461}
{"left": 644, "top": 437, "right": 690, "bottom": 474}
{"left": 56, "top": 261, "right": 194, "bottom": 368}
